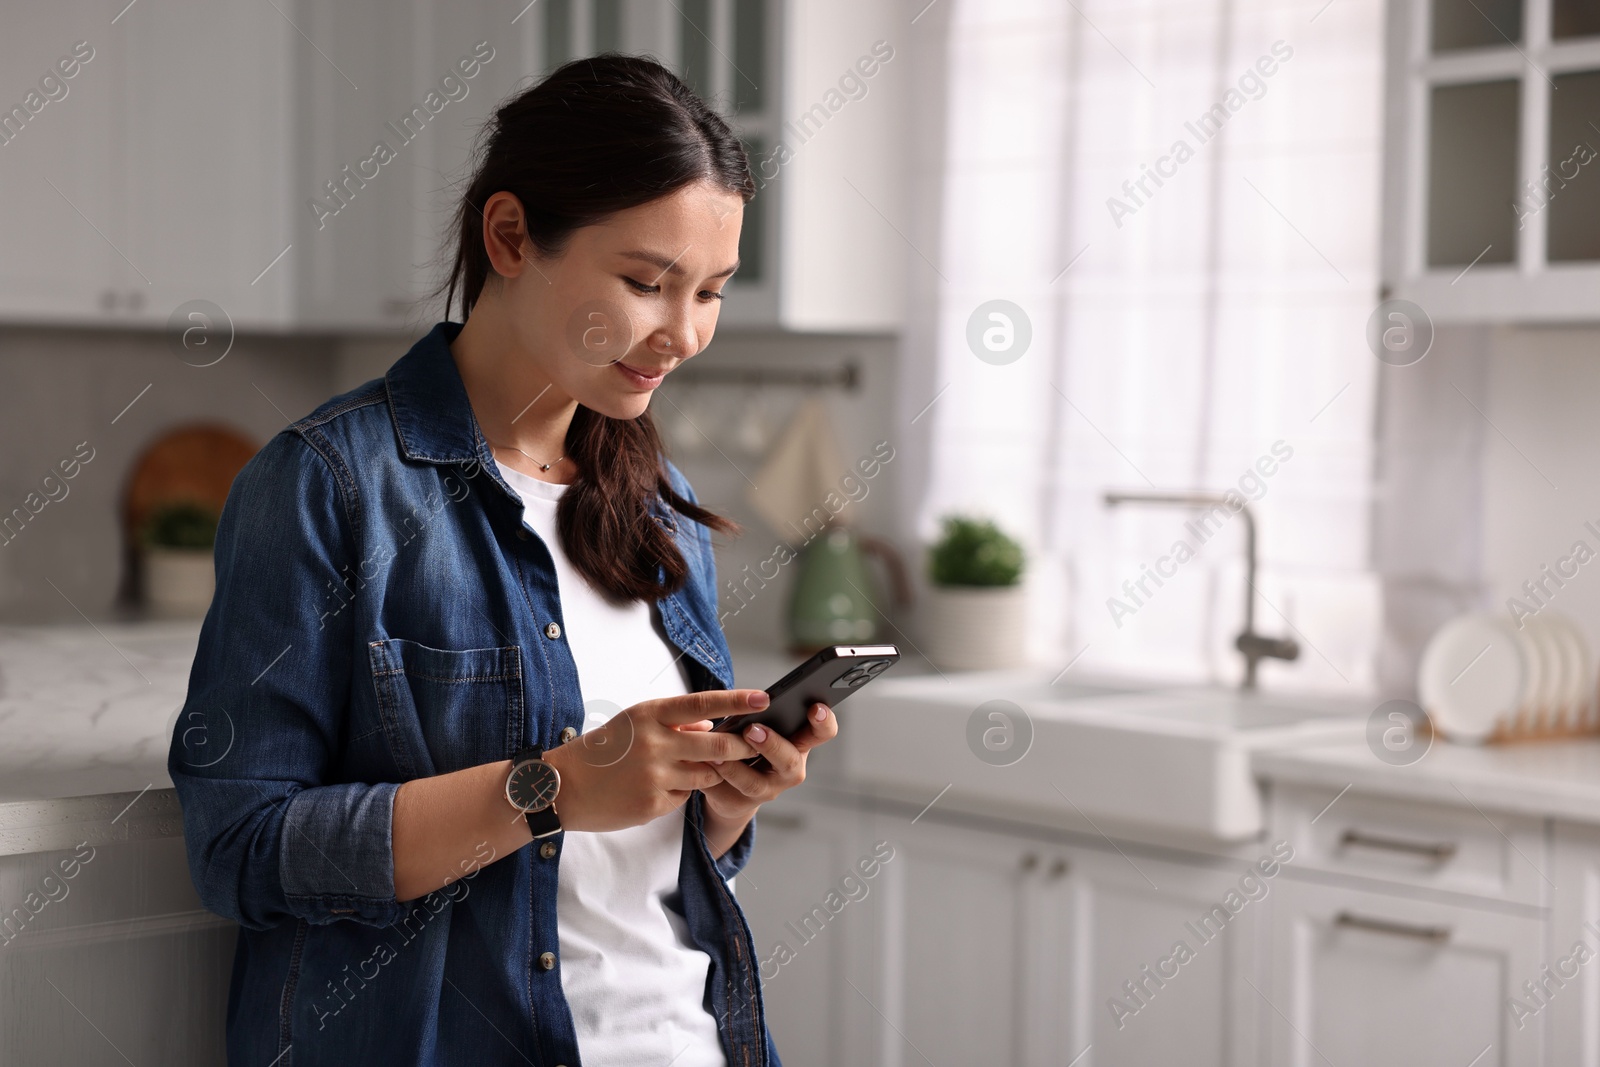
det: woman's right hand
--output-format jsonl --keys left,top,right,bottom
{"left": 541, "top": 689, "right": 766, "bottom": 832}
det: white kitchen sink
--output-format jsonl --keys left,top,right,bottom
{"left": 841, "top": 669, "right": 1368, "bottom": 841}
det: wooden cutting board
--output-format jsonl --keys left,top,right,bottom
{"left": 121, "top": 424, "right": 259, "bottom": 541}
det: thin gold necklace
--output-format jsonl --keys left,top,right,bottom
{"left": 487, "top": 439, "right": 566, "bottom": 473}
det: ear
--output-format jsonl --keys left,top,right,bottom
{"left": 481, "top": 191, "right": 533, "bottom": 279}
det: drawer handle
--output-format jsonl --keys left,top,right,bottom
{"left": 1334, "top": 911, "right": 1452, "bottom": 943}
{"left": 1338, "top": 829, "right": 1458, "bottom": 861}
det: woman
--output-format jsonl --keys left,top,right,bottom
{"left": 169, "top": 55, "right": 829, "bottom": 1066}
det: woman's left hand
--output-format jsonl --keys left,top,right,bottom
{"left": 695, "top": 702, "right": 837, "bottom": 824}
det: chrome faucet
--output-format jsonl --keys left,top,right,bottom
{"left": 1103, "top": 490, "right": 1300, "bottom": 690}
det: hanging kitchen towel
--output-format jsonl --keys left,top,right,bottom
{"left": 746, "top": 396, "right": 847, "bottom": 539}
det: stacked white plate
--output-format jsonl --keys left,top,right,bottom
{"left": 1418, "top": 610, "right": 1596, "bottom": 744}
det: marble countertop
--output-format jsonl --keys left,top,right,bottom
{"left": 0, "top": 618, "right": 201, "bottom": 804}
{"left": 0, "top": 616, "right": 868, "bottom": 808}
{"left": 1253, "top": 737, "right": 1600, "bottom": 824}
{"left": 5, "top": 614, "right": 1597, "bottom": 832}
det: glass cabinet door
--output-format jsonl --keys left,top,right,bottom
{"left": 1431, "top": 0, "right": 1522, "bottom": 51}
{"left": 1545, "top": 71, "right": 1600, "bottom": 262}
{"left": 1426, "top": 80, "right": 1520, "bottom": 267}
{"left": 1553, "top": 0, "right": 1600, "bottom": 39}
{"left": 536, "top": 0, "right": 774, "bottom": 292}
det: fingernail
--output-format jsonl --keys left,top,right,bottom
{"left": 812, "top": 704, "right": 829, "bottom": 722}
{"left": 747, "top": 691, "right": 770, "bottom": 709}
{"left": 747, "top": 724, "right": 767, "bottom": 742}
{"left": 711, "top": 760, "right": 723, "bottom": 766}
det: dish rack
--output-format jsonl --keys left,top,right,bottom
{"left": 1419, "top": 609, "right": 1598, "bottom": 744}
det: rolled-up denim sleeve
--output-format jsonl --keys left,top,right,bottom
{"left": 714, "top": 815, "right": 757, "bottom": 880}
{"left": 168, "top": 429, "right": 405, "bottom": 931}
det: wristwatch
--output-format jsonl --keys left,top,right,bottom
{"left": 505, "top": 746, "right": 562, "bottom": 839}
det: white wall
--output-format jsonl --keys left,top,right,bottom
{"left": 1376, "top": 321, "right": 1600, "bottom": 697}
{"left": 0, "top": 328, "right": 338, "bottom": 623}
{"left": 1481, "top": 326, "right": 1600, "bottom": 651}
{"left": 0, "top": 324, "right": 904, "bottom": 646}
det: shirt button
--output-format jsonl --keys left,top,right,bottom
{"left": 516, "top": 527, "right": 530, "bottom": 541}
{"left": 539, "top": 951, "right": 556, "bottom": 971}
{"left": 559, "top": 726, "right": 577, "bottom": 744}
{"left": 539, "top": 840, "right": 558, "bottom": 860}
{"left": 544, "top": 622, "right": 561, "bottom": 640}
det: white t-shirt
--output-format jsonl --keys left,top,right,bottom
{"left": 497, "top": 460, "right": 727, "bottom": 1067}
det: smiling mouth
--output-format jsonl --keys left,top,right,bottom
{"left": 618, "top": 362, "right": 671, "bottom": 377}
{"left": 614, "top": 361, "right": 671, "bottom": 388}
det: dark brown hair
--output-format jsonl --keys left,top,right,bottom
{"left": 439, "top": 55, "right": 748, "bottom": 602}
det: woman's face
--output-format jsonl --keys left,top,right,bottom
{"left": 480, "top": 179, "right": 745, "bottom": 420}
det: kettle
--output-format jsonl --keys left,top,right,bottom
{"left": 786, "top": 524, "right": 911, "bottom": 654}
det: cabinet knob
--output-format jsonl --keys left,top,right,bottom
{"left": 1046, "top": 857, "right": 1069, "bottom": 880}
{"left": 1019, "top": 853, "right": 1039, "bottom": 872}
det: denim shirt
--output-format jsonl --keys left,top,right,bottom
{"left": 168, "top": 321, "right": 777, "bottom": 1067}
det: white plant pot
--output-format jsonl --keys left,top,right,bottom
{"left": 144, "top": 546, "right": 215, "bottom": 618}
{"left": 919, "top": 584, "right": 1029, "bottom": 671}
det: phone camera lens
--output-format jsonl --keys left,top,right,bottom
{"left": 833, "top": 666, "right": 870, "bottom": 689}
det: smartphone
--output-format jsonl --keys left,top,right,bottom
{"left": 712, "top": 644, "right": 901, "bottom": 766}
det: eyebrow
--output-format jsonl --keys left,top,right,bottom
{"left": 617, "top": 249, "right": 740, "bottom": 280}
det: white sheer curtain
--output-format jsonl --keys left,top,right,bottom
{"left": 897, "top": 0, "right": 1385, "bottom": 691}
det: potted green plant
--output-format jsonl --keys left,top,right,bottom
{"left": 141, "top": 500, "right": 219, "bottom": 617}
{"left": 921, "top": 515, "right": 1028, "bottom": 670}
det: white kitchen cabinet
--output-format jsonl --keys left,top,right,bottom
{"left": 407, "top": 1, "right": 538, "bottom": 325}
{"left": 1382, "top": 0, "right": 1600, "bottom": 321}
{"left": 531, "top": 0, "right": 906, "bottom": 332}
{"left": 1265, "top": 877, "right": 1544, "bottom": 1066}
{"left": 835, "top": 809, "right": 1261, "bottom": 1067}
{"left": 1063, "top": 845, "right": 1263, "bottom": 1067}
{"left": 736, "top": 795, "right": 869, "bottom": 1067}
{"left": 1545, "top": 821, "right": 1600, "bottom": 1065}
{"left": 286, "top": 0, "right": 427, "bottom": 332}
{"left": 120, "top": 0, "right": 295, "bottom": 328}
{"left": 731, "top": 0, "right": 905, "bottom": 332}
{"left": 0, "top": 799, "right": 235, "bottom": 1066}
{"left": 884, "top": 815, "right": 1041, "bottom": 1067}
{"left": 0, "top": 0, "right": 903, "bottom": 333}
{"left": 0, "top": 5, "right": 123, "bottom": 322}
{"left": 1270, "top": 782, "right": 1549, "bottom": 908}
{"left": 0, "top": 2, "right": 294, "bottom": 329}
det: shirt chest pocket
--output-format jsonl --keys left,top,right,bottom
{"left": 368, "top": 638, "right": 524, "bottom": 778}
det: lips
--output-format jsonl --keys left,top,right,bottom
{"left": 614, "top": 361, "right": 670, "bottom": 388}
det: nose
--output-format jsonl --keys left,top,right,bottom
{"left": 648, "top": 304, "right": 702, "bottom": 360}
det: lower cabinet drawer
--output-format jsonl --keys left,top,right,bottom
{"left": 1269, "top": 783, "right": 1548, "bottom": 907}
{"left": 1265, "top": 878, "right": 1544, "bottom": 1067}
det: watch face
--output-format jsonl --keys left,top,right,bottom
{"left": 507, "top": 759, "right": 560, "bottom": 812}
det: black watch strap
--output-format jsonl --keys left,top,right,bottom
{"left": 510, "top": 746, "right": 562, "bottom": 839}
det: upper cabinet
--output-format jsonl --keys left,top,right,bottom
{"left": 0, "top": 1, "right": 295, "bottom": 329}
{"left": 1383, "top": 0, "right": 1600, "bottom": 321}
{"left": 0, "top": 0, "right": 904, "bottom": 334}
{"left": 534, "top": 0, "right": 906, "bottom": 332}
